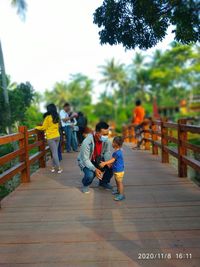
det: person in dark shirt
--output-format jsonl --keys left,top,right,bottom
{"left": 77, "top": 112, "right": 88, "bottom": 145}
{"left": 100, "top": 136, "right": 125, "bottom": 201}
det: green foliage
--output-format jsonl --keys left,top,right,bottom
{"left": 0, "top": 143, "right": 13, "bottom": 157}
{"left": 149, "top": 43, "right": 200, "bottom": 107}
{"left": 44, "top": 73, "right": 92, "bottom": 112}
{"left": 0, "top": 79, "right": 36, "bottom": 133}
{"left": 98, "top": 43, "right": 200, "bottom": 128}
{"left": 9, "top": 82, "right": 34, "bottom": 125}
{"left": 1, "top": 44, "right": 199, "bottom": 134}
{"left": 93, "top": 0, "right": 200, "bottom": 50}
{"left": 23, "top": 106, "right": 43, "bottom": 129}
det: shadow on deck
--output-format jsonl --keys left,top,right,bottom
{"left": 0, "top": 145, "right": 200, "bottom": 267}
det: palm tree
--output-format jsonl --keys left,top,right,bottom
{"left": 45, "top": 82, "right": 70, "bottom": 109}
{"left": 44, "top": 74, "right": 92, "bottom": 112}
{"left": 0, "top": 1, "right": 27, "bottom": 134}
{"left": 0, "top": 41, "right": 12, "bottom": 133}
{"left": 11, "top": 0, "right": 27, "bottom": 18}
{"left": 99, "top": 58, "right": 127, "bottom": 122}
{"left": 129, "top": 52, "right": 150, "bottom": 100}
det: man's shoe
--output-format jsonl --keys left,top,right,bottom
{"left": 82, "top": 186, "right": 90, "bottom": 194}
{"left": 114, "top": 194, "right": 125, "bottom": 201}
{"left": 99, "top": 183, "right": 113, "bottom": 190}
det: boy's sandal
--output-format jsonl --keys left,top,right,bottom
{"left": 114, "top": 194, "right": 125, "bottom": 201}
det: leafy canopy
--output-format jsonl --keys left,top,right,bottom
{"left": 93, "top": 0, "right": 200, "bottom": 49}
{"left": 0, "top": 80, "right": 34, "bottom": 133}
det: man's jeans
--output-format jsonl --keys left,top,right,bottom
{"left": 63, "top": 126, "right": 78, "bottom": 152}
{"left": 82, "top": 166, "right": 113, "bottom": 187}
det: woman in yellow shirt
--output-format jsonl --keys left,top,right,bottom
{"left": 36, "top": 104, "right": 62, "bottom": 173}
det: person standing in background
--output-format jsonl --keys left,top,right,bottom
{"left": 132, "top": 99, "right": 145, "bottom": 149}
{"left": 60, "top": 103, "right": 78, "bottom": 153}
{"left": 69, "top": 110, "right": 79, "bottom": 152}
{"left": 35, "top": 104, "right": 62, "bottom": 174}
{"left": 77, "top": 112, "right": 88, "bottom": 145}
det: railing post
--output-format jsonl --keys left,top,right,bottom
{"left": 143, "top": 120, "right": 150, "bottom": 150}
{"left": 161, "top": 118, "right": 169, "bottom": 163}
{"left": 129, "top": 126, "right": 135, "bottom": 143}
{"left": 37, "top": 131, "right": 46, "bottom": 168}
{"left": 122, "top": 126, "right": 128, "bottom": 143}
{"left": 178, "top": 119, "right": 187, "bottom": 177}
{"left": 152, "top": 120, "right": 158, "bottom": 155}
{"left": 18, "top": 126, "right": 30, "bottom": 183}
{"left": 61, "top": 130, "right": 65, "bottom": 153}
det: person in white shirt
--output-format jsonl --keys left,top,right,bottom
{"left": 60, "top": 103, "right": 78, "bottom": 152}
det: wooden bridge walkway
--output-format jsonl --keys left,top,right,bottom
{"left": 0, "top": 145, "right": 200, "bottom": 267}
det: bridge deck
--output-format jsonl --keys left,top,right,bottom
{"left": 0, "top": 145, "right": 200, "bottom": 267}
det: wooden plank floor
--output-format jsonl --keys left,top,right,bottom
{"left": 0, "top": 145, "right": 200, "bottom": 267}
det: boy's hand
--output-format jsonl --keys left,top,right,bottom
{"left": 99, "top": 162, "right": 106, "bottom": 168}
{"left": 95, "top": 168, "right": 103, "bottom": 180}
{"left": 107, "top": 164, "right": 112, "bottom": 168}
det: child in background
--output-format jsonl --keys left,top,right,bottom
{"left": 100, "top": 136, "right": 125, "bottom": 201}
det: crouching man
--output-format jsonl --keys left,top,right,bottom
{"left": 77, "top": 121, "right": 113, "bottom": 193}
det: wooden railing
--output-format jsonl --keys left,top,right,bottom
{"left": 123, "top": 119, "right": 200, "bottom": 178}
{"left": 0, "top": 127, "right": 49, "bottom": 205}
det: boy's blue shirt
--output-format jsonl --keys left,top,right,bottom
{"left": 112, "top": 149, "right": 124, "bottom": 172}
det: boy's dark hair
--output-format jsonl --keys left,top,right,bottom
{"left": 63, "top": 102, "right": 70, "bottom": 108}
{"left": 95, "top": 121, "right": 109, "bottom": 132}
{"left": 113, "top": 136, "right": 124, "bottom": 147}
{"left": 135, "top": 99, "right": 141, "bottom": 106}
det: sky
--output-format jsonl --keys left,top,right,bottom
{"left": 0, "top": 0, "right": 174, "bottom": 102}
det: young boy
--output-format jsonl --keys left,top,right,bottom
{"left": 100, "top": 136, "right": 125, "bottom": 201}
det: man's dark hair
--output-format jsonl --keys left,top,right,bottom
{"left": 63, "top": 102, "right": 70, "bottom": 108}
{"left": 135, "top": 99, "right": 141, "bottom": 106}
{"left": 113, "top": 136, "right": 124, "bottom": 147}
{"left": 95, "top": 121, "right": 109, "bottom": 132}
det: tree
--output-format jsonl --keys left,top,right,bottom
{"left": 0, "top": 41, "right": 12, "bottom": 133}
{"left": 9, "top": 82, "right": 34, "bottom": 125}
{"left": 11, "top": 0, "right": 27, "bottom": 18}
{"left": 94, "top": 92, "right": 114, "bottom": 122}
{"left": 93, "top": 0, "right": 200, "bottom": 50}
{"left": 99, "top": 58, "right": 127, "bottom": 122}
{"left": 23, "top": 106, "right": 43, "bottom": 129}
{"left": 44, "top": 74, "right": 92, "bottom": 112}
{"left": 148, "top": 43, "right": 200, "bottom": 107}
{"left": 0, "top": 81, "right": 34, "bottom": 133}
{"left": 128, "top": 52, "right": 151, "bottom": 101}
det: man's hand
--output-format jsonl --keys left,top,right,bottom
{"left": 70, "top": 113, "right": 78, "bottom": 119}
{"left": 95, "top": 168, "right": 103, "bottom": 180}
{"left": 63, "top": 117, "right": 69, "bottom": 122}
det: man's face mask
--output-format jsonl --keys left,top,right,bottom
{"left": 100, "top": 135, "right": 108, "bottom": 142}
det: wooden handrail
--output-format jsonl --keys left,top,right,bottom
{"left": 0, "top": 127, "right": 49, "bottom": 203}
{"left": 123, "top": 118, "right": 200, "bottom": 178}
{"left": 0, "top": 133, "right": 24, "bottom": 145}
